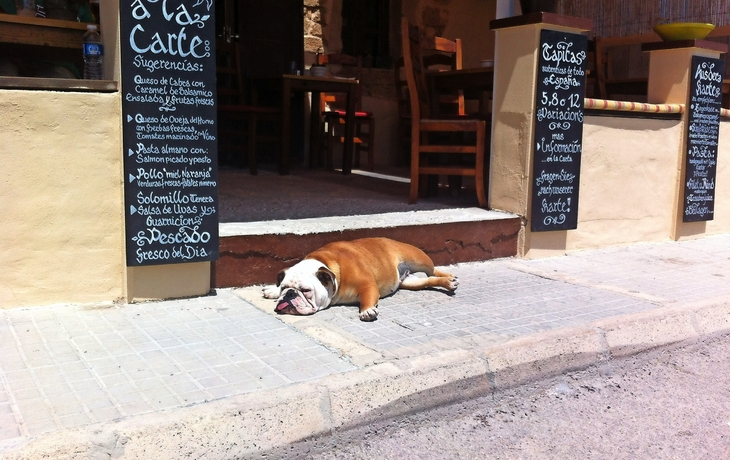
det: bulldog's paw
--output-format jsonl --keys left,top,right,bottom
{"left": 359, "top": 306, "right": 378, "bottom": 322}
{"left": 447, "top": 276, "right": 459, "bottom": 291}
{"left": 262, "top": 285, "right": 280, "bottom": 299}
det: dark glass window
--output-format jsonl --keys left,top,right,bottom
{"left": 341, "top": 0, "right": 390, "bottom": 68}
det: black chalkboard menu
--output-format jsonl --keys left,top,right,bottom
{"left": 530, "top": 29, "right": 588, "bottom": 232}
{"left": 683, "top": 55, "right": 724, "bottom": 222}
{"left": 120, "top": 0, "right": 219, "bottom": 266}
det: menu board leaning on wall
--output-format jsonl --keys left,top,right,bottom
{"left": 683, "top": 55, "right": 724, "bottom": 223}
{"left": 120, "top": 0, "right": 219, "bottom": 266}
{"left": 531, "top": 29, "right": 588, "bottom": 232}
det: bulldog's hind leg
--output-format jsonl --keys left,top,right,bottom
{"left": 396, "top": 250, "right": 459, "bottom": 292}
{"left": 399, "top": 269, "right": 459, "bottom": 291}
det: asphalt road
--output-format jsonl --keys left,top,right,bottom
{"left": 264, "top": 334, "right": 730, "bottom": 459}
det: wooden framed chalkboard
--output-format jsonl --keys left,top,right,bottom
{"left": 530, "top": 29, "right": 588, "bottom": 232}
{"left": 683, "top": 55, "right": 724, "bottom": 222}
{"left": 120, "top": 0, "right": 219, "bottom": 266}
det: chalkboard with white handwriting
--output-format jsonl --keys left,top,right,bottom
{"left": 531, "top": 29, "right": 588, "bottom": 232}
{"left": 120, "top": 0, "right": 219, "bottom": 266}
{"left": 683, "top": 55, "right": 724, "bottom": 222}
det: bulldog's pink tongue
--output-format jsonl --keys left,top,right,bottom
{"left": 276, "top": 300, "right": 293, "bottom": 312}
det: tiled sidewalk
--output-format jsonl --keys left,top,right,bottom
{"left": 1, "top": 233, "right": 730, "bottom": 450}
{"left": 0, "top": 292, "right": 354, "bottom": 441}
{"left": 240, "top": 234, "right": 730, "bottom": 362}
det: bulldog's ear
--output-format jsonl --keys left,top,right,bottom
{"left": 316, "top": 267, "right": 336, "bottom": 288}
{"left": 275, "top": 269, "right": 287, "bottom": 287}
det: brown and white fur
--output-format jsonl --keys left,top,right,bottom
{"left": 262, "top": 237, "right": 458, "bottom": 321}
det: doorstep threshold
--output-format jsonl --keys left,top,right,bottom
{"left": 219, "top": 207, "right": 518, "bottom": 237}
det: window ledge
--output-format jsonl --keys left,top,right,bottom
{"left": 0, "top": 76, "right": 118, "bottom": 92}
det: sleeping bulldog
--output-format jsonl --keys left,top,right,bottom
{"left": 262, "top": 237, "right": 458, "bottom": 321}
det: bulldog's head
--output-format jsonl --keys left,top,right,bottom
{"left": 270, "top": 259, "right": 337, "bottom": 316}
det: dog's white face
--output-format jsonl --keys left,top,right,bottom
{"left": 263, "top": 259, "right": 337, "bottom": 316}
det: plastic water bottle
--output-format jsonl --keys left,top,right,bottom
{"left": 83, "top": 24, "right": 103, "bottom": 80}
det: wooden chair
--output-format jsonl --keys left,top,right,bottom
{"left": 393, "top": 36, "right": 465, "bottom": 166}
{"left": 422, "top": 35, "right": 465, "bottom": 116}
{"left": 317, "top": 53, "right": 375, "bottom": 171}
{"left": 401, "top": 17, "right": 487, "bottom": 207}
{"left": 216, "top": 41, "right": 281, "bottom": 175}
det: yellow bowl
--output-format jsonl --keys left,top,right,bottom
{"left": 653, "top": 22, "right": 715, "bottom": 41}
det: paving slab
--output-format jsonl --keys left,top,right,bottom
{"left": 1, "top": 234, "right": 730, "bottom": 459}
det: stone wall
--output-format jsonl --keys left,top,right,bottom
{"left": 304, "top": 0, "right": 324, "bottom": 55}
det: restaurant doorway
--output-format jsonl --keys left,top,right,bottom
{"left": 215, "top": 0, "right": 305, "bottom": 170}
{"left": 215, "top": 0, "right": 303, "bottom": 79}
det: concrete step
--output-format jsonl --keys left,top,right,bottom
{"left": 213, "top": 207, "right": 521, "bottom": 288}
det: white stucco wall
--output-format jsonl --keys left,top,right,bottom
{"left": 567, "top": 115, "right": 683, "bottom": 250}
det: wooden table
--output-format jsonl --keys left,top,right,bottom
{"left": 280, "top": 74, "right": 358, "bottom": 175}
{"left": 427, "top": 67, "right": 494, "bottom": 118}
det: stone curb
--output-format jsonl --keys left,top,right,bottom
{"left": 2, "top": 299, "right": 729, "bottom": 460}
